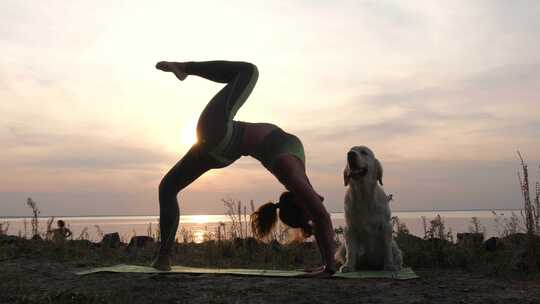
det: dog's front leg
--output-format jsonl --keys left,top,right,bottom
{"left": 382, "top": 224, "right": 398, "bottom": 271}
{"left": 340, "top": 227, "right": 360, "bottom": 273}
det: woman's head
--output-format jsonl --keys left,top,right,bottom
{"left": 57, "top": 220, "right": 65, "bottom": 228}
{"left": 250, "top": 191, "right": 312, "bottom": 240}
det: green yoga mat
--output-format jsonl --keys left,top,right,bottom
{"left": 76, "top": 264, "right": 419, "bottom": 280}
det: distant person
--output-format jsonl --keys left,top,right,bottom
{"left": 52, "top": 220, "right": 72, "bottom": 242}
{"left": 153, "top": 60, "right": 336, "bottom": 277}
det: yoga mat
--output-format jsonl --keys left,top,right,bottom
{"left": 76, "top": 264, "right": 419, "bottom": 280}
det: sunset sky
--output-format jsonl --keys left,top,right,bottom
{"left": 1, "top": 1, "right": 539, "bottom": 216}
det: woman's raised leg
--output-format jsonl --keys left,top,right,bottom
{"left": 157, "top": 60, "right": 258, "bottom": 147}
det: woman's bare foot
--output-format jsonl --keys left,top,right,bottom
{"left": 301, "top": 265, "right": 325, "bottom": 272}
{"left": 151, "top": 254, "right": 172, "bottom": 271}
{"left": 297, "top": 265, "right": 336, "bottom": 278}
{"left": 155, "top": 61, "right": 188, "bottom": 81}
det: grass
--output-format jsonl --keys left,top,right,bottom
{"left": 3, "top": 210, "right": 539, "bottom": 277}
{"left": 2, "top": 221, "right": 539, "bottom": 279}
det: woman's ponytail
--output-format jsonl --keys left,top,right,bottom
{"left": 251, "top": 202, "right": 279, "bottom": 240}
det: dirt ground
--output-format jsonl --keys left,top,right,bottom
{"left": 1, "top": 257, "right": 539, "bottom": 304}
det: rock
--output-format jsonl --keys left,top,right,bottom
{"left": 232, "top": 237, "right": 243, "bottom": 248}
{"left": 427, "top": 238, "right": 453, "bottom": 248}
{"left": 395, "top": 233, "right": 425, "bottom": 247}
{"left": 244, "top": 237, "right": 259, "bottom": 251}
{"left": 246, "top": 236, "right": 259, "bottom": 246}
{"left": 301, "top": 241, "right": 316, "bottom": 250}
{"left": 0, "top": 235, "right": 21, "bottom": 244}
{"left": 269, "top": 239, "right": 282, "bottom": 252}
{"left": 501, "top": 233, "right": 528, "bottom": 246}
{"left": 457, "top": 233, "right": 484, "bottom": 247}
{"left": 101, "top": 232, "right": 121, "bottom": 248}
{"left": 231, "top": 237, "right": 259, "bottom": 252}
{"left": 127, "top": 236, "right": 155, "bottom": 251}
{"left": 31, "top": 234, "right": 43, "bottom": 241}
{"left": 501, "top": 233, "right": 540, "bottom": 249}
{"left": 484, "top": 237, "right": 500, "bottom": 251}
{"left": 71, "top": 239, "right": 93, "bottom": 248}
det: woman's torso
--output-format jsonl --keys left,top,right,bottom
{"left": 239, "top": 122, "right": 278, "bottom": 155}
{"left": 238, "top": 121, "right": 305, "bottom": 171}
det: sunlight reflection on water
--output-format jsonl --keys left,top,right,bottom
{"left": 1, "top": 210, "right": 521, "bottom": 242}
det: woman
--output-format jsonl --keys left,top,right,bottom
{"left": 52, "top": 220, "right": 72, "bottom": 242}
{"left": 153, "top": 60, "right": 336, "bottom": 277}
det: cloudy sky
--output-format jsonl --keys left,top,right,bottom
{"left": 1, "top": 1, "right": 539, "bottom": 216}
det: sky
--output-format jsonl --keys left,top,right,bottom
{"left": 1, "top": 0, "right": 539, "bottom": 216}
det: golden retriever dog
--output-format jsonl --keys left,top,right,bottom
{"left": 336, "top": 146, "right": 402, "bottom": 272}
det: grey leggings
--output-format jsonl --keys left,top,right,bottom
{"left": 158, "top": 61, "right": 258, "bottom": 255}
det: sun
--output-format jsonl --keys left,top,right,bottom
{"left": 180, "top": 118, "right": 198, "bottom": 147}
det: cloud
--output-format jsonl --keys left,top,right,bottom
{"left": 2, "top": 124, "right": 172, "bottom": 170}
{"left": 303, "top": 119, "right": 420, "bottom": 142}
{"left": 295, "top": 60, "right": 538, "bottom": 150}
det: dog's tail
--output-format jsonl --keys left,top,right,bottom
{"left": 335, "top": 243, "right": 346, "bottom": 265}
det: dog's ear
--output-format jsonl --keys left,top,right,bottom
{"left": 343, "top": 166, "right": 351, "bottom": 186}
{"left": 375, "top": 158, "right": 383, "bottom": 186}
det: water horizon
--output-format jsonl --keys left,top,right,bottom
{"left": 1, "top": 209, "right": 525, "bottom": 243}
{"left": 0, "top": 208, "right": 523, "bottom": 220}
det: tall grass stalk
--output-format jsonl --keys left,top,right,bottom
{"left": 243, "top": 205, "right": 248, "bottom": 238}
{"left": 517, "top": 151, "right": 539, "bottom": 236}
{"left": 146, "top": 223, "right": 153, "bottom": 237}
{"left": 237, "top": 201, "right": 243, "bottom": 239}
{"left": 391, "top": 216, "right": 410, "bottom": 236}
{"left": 423, "top": 214, "right": 453, "bottom": 242}
{"left": 0, "top": 222, "right": 9, "bottom": 235}
{"left": 26, "top": 197, "right": 40, "bottom": 237}
{"left": 468, "top": 217, "right": 485, "bottom": 235}
{"left": 492, "top": 211, "right": 523, "bottom": 237}
{"left": 95, "top": 225, "right": 105, "bottom": 240}
{"left": 45, "top": 217, "right": 55, "bottom": 240}
{"left": 23, "top": 219, "right": 28, "bottom": 239}
{"left": 222, "top": 198, "right": 253, "bottom": 239}
{"left": 78, "top": 227, "right": 89, "bottom": 240}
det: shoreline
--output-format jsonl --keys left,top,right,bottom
{"left": 0, "top": 208, "right": 523, "bottom": 219}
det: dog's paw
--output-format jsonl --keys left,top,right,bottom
{"left": 383, "top": 264, "right": 400, "bottom": 272}
{"left": 339, "top": 265, "right": 354, "bottom": 273}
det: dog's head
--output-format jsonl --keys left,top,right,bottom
{"left": 343, "top": 146, "right": 383, "bottom": 187}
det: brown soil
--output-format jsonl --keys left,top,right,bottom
{"left": 2, "top": 235, "right": 540, "bottom": 304}
{"left": 1, "top": 257, "right": 539, "bottom": 304}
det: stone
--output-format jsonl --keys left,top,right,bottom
{"left": 127, "top": 236, "right": 155, "bottom": 251}
{"left": 270, "top": 239, "right": 282, "bottom": 252}
{"left": 484, "top": 237, "right": 500, "bottom": 251}
{"left": 31, "top": 234, "right": 43, "bottom": 241}
{"left": 101, "top": 232, "right": 121, "bottom": 248}
{"left": 457, "top": 233, "right": 484, "bottom": 247}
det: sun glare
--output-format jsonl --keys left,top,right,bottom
{"left": 181, "top": 118, "right": 198, "bottom": 147}
{"left": 193, "top": 230, "right": 206, "bottom": 244}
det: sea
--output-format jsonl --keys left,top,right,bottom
{"left": 0, "top": 210, "right": 524, "bottom": 243}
